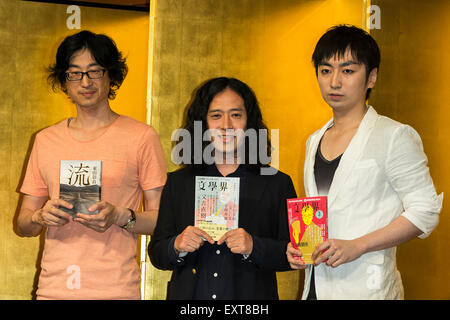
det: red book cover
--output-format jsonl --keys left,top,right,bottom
{"left": 287, "top": 196, "right": 328, "bottom": 264}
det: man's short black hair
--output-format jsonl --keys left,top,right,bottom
{"left": 48, "top": 30, "right": 128, "bottom": 100}
{"left": 312, "top": 25, "right": 380, "bottom": 100}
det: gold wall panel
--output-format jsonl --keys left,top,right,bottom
{"left": 371, "top": 0, "right": 449, "bottom": 299}
{"left": 0, "top": 0, "right": 149, "bottom": 299}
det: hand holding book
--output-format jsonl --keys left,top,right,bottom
{"left": 175, "top": 226, "right": 253, "bottom": 256}
{"left": 312, "top": 238, "right": 365, "bottom": 268}
{"left": 286, "top": 242, "right": 308, "bottom": 270}
{"left": 174, "top": 226, "right": 215, "bottom": 254}
{"left": 31, "top": 198, "right": 73, "bottom": 227}
{"left": 73, "top": 201, "right": 125, "bottom": 233}
{"left": 217, "top": 228, "right": 253, "bottom": 255}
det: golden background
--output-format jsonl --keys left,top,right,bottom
{"left": 0, "top": 0, "right": 448, "bottom": 299}
{"left": 370, "top": 0, "right": 450, "bottom": 299}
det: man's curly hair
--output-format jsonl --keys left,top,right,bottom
{"left": 48, "top": 30, "right": 128, "bottom": 100}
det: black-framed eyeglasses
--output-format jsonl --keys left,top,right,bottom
{"left": 65, "top": 69, "right": 106, "bottom": 81}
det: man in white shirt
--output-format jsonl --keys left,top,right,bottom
{"left": 286, "top": 25, "right": 443, "bottom": 299}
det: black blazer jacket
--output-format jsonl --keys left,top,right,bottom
{"left": 149, "top": 166, "right": 297, "bottom": 300}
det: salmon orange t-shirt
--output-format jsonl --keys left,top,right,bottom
{"left": 20, "top": 115, "right": 167, "bottom": 300}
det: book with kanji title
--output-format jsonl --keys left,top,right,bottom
{"left": 59, "top": 160, "right": 101, "bottom": 217}
{"left": 194, "top": 176, "right": 239, "bottom": 241}
{"left": 287, "top": 196, "right": 328, "bottom": 264}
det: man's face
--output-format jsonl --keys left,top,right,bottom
{"left": 65, "top": 48, "right": 111, "bottom": 110}
{"left": 316, "top": 49, "right": 377, "bottom": 112}
{"left": 206, "top": 88, "right": 247, "bottom": 155}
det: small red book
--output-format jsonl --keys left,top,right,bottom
{"left": 287, "top": 196, "right": 328, "bottom": 264}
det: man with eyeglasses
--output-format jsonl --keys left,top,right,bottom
{"left": 16, "top": 31, "right": 167, "bottom": 299}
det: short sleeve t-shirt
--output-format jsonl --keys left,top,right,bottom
{"left": 20, "top": 115, "right": 167, "bottom": 300}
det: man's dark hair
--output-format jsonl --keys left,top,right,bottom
{"left": 182, "top": 77, "right": 271, "bottom": 173}
{"left": 48, "top": 30, "right": 128, "bottom": 100}
{"left": 312, "top": 25, "right": 380, "bottom": 100}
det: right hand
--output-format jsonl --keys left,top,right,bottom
{"left": 31, "top": 199, "right": 73, "bottom": 227}
{"left": 286, "top": 242, "right": 308, "bottom": 270}
{"left": 174, "top": 226, "right": 215, "bottom": 253}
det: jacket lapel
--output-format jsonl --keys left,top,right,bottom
{"left": 327, "top": 106, "right": 378, "bottom": 206}
{"left": 304, "top": 106, "right": 379, "bottom": 207}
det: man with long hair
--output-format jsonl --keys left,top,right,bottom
{"left": 149, "top": 77, "right": 296, "bottom": 299}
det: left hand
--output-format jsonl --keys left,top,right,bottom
{"left": 286, "top": 242, "right": 308, "bottom": 270}
{"left": 217, "top": 228, "right": 253, "bottom": 255}
{"left": 312, "top": 239, "right": 365, "bottom": 268}
{"left": 74, "top": 201, "right": 123, "bottom": 233}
